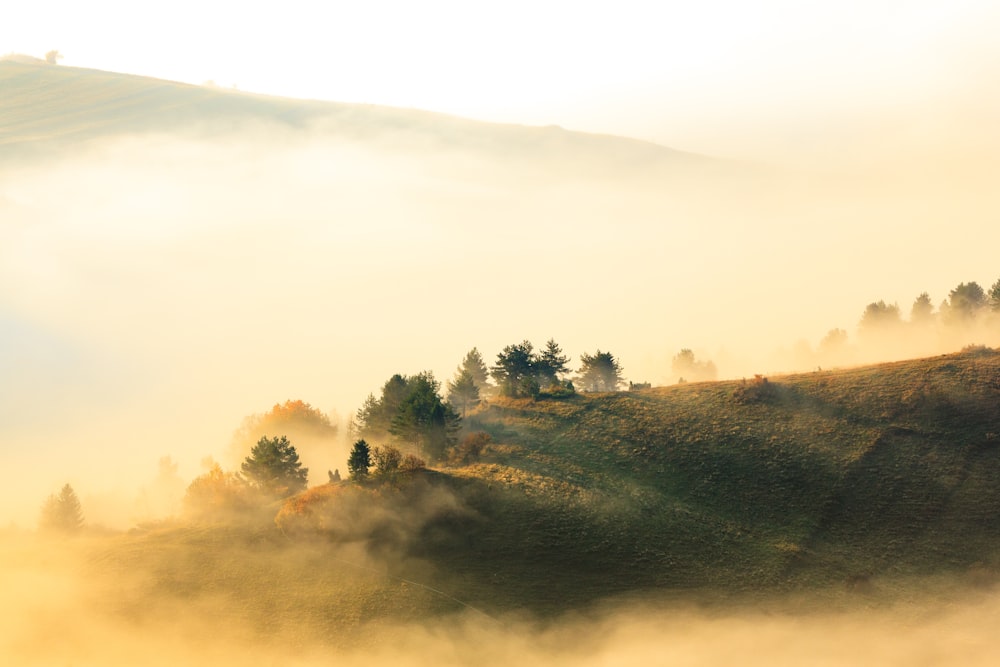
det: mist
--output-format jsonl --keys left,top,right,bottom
{"left": 3, "top": 528, "right": 1000, "bottom": 666}
{"left": 1, "top": 93, "right": 998, "bottom": 527}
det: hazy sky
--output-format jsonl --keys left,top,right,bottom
{"left": 5, "top": 1, "right": 1000, "bottom": 159}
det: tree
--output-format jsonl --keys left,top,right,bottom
{"left": 491, "top": 340, "right": 538, "bottom": 397}
{"left": 371, "top": 445, "right": 403, "bottom": 477}
{"left": 44, "top": 50, "right": 62, "bottom": 65}
{"left": 184, "top": 463, "right": 253, "bottom": 520}
{"left": 577, "top": 350, "right": 624, "bottom": 392}
{"left": 910, "top": 292, "right": 935, "bottom": 324}
{"left": 40, "top": 484, "right": 83, "bottom": 534}
{"left": 447, "top": 366, "right": 480, "bottom": 418}
{"left": 536, "top": 338, "right": 571, "bottom": 388}
{"left": 241, "top": 435, "right": 308, "bottom": 497}
{"left": 944, "top": 282, "right": 986, "bottom": 323}
{"left": 390, "top": 372, "right": 460, "bottom": 461}
{"left": 459, "top": 348, "right": 492, "bottom": 395}
{"left": 990, "top": 278, "right": 1000, "bottom": 312}
{"left": 356, "top": 372, "right": 461, "bottom": 461}
{"left": 355, "top": 374, "right": 409, "bottom": 437}
{"left": 348, "top": 439, "right": 371, "bottom": 480}
{"left": 858, "top": 300, "right": 902, "bottom": 338}
{"left": 230, "top": 399, "right": 337, "bottom": 469}
{"left": 671, "top": 348, "right": 717, "bottom": 383}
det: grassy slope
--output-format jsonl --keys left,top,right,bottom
{"left": 78, "top": 349, "right": 1000, "bottom": 635}
{"left": 0, "top": 60, "right": 706, "bottom": 171}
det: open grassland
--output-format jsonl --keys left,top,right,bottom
{"left": 47, "top": 348, "right": 1000, "bottom": 636}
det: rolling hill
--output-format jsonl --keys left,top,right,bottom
{"left": 73, "top": 348, "right": 1000, "bottom": 638}
{"left": 0, "top": 58, "right": 709, "bottom": 173}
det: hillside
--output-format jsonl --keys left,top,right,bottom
{"left": 0, "top": 59, "right": 707, "bottom": 172}
{"left": 73, "top": 348, "right": 1000, "bottom": 638}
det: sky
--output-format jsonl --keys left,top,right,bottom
{"left": 3, "top": 1, "right": 1000, "bottom": 527}
{"left": 4, "top": 1, "right": 1000, "bottom": 159}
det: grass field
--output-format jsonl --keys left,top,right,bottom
{"left": 31, "top": 347, "right": 994, "bottom": 641}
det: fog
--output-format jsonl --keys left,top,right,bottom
{"left": 1, "top": 101, "right": 998, "bottom": 527}
{"left": 2, "top": 530, "right": 999, "bottom": 666}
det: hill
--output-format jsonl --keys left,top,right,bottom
{"left": 0, "top": 59, "right": 709, "bottom": 173}
{"left": 70, "top": 348, "right": 1000, "bottom": 638}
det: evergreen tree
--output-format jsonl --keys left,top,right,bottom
{"left": 910, "top": 292, "right": 935, "bottom": 324}
{"left": 988, "top": 278, "right": 1000, "bottom": 312}
{"left": 578, "top": 350, "right": 624, "bottom": 392}
{"left": 447, "top": 366, "right": 480, "bottom": 417}
{"left": 944, "top": 282, "right": 986, "bottom": 323}
{"left": 241, "top": 435, "right": 308, "bottom": 497}
{"left": 390, "top": 372, "right": 460, "bottom": 461}
{"left": 40, "top": 483, "right": 84, "bottom": 534}
{"left": 459, "top": 347, "right": 492, "bottom": 394}
{"left": 348, "top": 439, "right": 371, "bottom": 480}
{"left": 536, "top": 338, "right": 571, "bottom": 387}
{"left": 491, "top": 340, "right": 538, "bottom": 397}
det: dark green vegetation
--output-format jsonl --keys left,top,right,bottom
{"left": 79, "top": 348, "right": 1000, "bottom": 635}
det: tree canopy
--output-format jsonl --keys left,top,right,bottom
{"left": 577, "top": 350, "right": 624, "bottom": 392}
{"left": 945, "top": 281, "right": 987, "bottom": 322}
{"left": 459, "top": 347, "right": 492, "bottom": 395}
{"left": 355, "top": 372, "right": 460, "bottom": 461}
{"left": 348, "top": 439, "right": 371, "bottom": 480}
{"left": 241, "top": 435, "right": 308, "bottom": 497}
{"left": 491, "top": 340, "right": 539, "bottom": 397}
{"left": 536, "top": 338, "right": 571, "bottom": 388}
{"left": 40, "top": 483, "right": 83, "bottom": 534}
{"left": 671, "top": 348, "right": 718, "bottom": 383}
{"left": 447, "top": 366, "right": 480, "bottom": 418}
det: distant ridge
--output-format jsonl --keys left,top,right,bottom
{"left": 0, "top": 60, "right": 709, "bottom": 170}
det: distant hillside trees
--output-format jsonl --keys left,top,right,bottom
{"left": 491, "top": 339, "right": 575, "bottom": 397}
{"left": 910, "top": 292, "right": 935, "bottom": 325}
{"left": 943, "top": 281, "right": 987, "bottom": 324}
{"left": 348, "top": 439, "right": 371, "bottom": 480}
{"left": 447, "top": 367, "right": 480, "bottom": 417}
{"left": 991, "top": 279, "right": 1000, "bottom": 312}
{"left": 858, "top": 300, "right": 902, "bottom": 337}
{"left": 241, "top": 435, "right": 308, "bottom": 497}
{"left": 183, "top": 463, "right": 254, "bottom": 520}
{"left": 229, "top": 399, "right": 337, "bottom": 470}
{"left": 492, "top": 340, "right": 540, "bottom": 397}
{"left": 536, "top": 338, "right": 571, "bottom": 388}
{"left": 671, "top": 349, "right": 717, "bottom": 383}
{"left": 577, "top": 350, "right": 624, "bottom": 392}
{"left": 40, "top": 484, "right": 83, "bottom": 534}
{"left": 459, "top": 347, "right": 493, "bottom": 396}
{"left": 355, "top": 372, "right": 459, "bottom": 461}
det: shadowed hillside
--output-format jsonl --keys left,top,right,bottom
{"left": 69, "top": 348, "right": 1000, "bottom": 635}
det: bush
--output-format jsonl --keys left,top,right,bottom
{"left": 450, "top": 431, "right": 492, "bottom": 465}
{"left": 733, "top": 375, "right": 778, "bottom": 404}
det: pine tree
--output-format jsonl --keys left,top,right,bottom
{"left": 447, "top": 367, "right": 481, "bottom": 417}
{"left": 536, "top": 338, "right": 571, "bottom": 387}
{"left": 460, "top": 348, "right": 491, "bottom": 393}
{"left": 577, "top": 350, "right": 624, "bottom": 392}
{"left": 348, "top": 439, "right": 371, "bottom": 480}
{"left": 40, "top": 483, "right": 84, "bottom": 534}
{"left": 241, "top": 435, "right": 308, "bottom": 497}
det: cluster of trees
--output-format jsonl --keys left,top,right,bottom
{"left": 671, "top": 349, "right": 718, "bottom": 383}
{"left": 355, "top": 372, "right": 460, "bottom": 461}
{"left": 858, "top": 280, "right": 1000, "bottom": 338}
{"left": 346, "top": 439, "right": 426, "bottom": 481}
{"left": 861, "top": 280, "right": 1000, "bottom": 333}
{"left": 478, "top": 339, "right": 624, "bottom": 398}
{"left": 794, "top": 278, "right": 1000, "bottom": 371}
